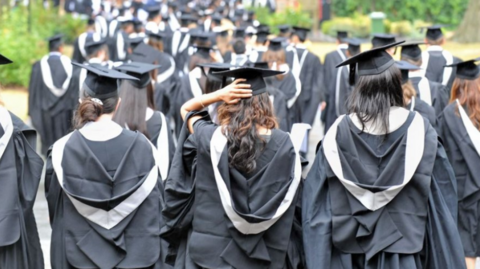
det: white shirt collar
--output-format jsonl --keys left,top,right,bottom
{"left": 295, "top": 44, "right": 307, "bottom": 49}
{"left": 338, "top": 43, "right": 348, "bottom": 49}
{"left": 426, "top": 45, "right": 443, "bottom": 52}
{"left": 408, "top": 71, "right": 425, "bottom": 78}
{"left": 49, "top": 52, "right": 62, "bottom": 57}
{"left": 79, "top": 119, "right": 123, "bottom": 141}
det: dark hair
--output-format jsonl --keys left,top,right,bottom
{"left": 450, "top": 77, "right": 480, "bottom": 129}
{"left": 74, "top": 88, "right": 119, "bottom": 129}
{"left": 146, "top": 82, "right": 156, "bottom": 109}
{"left": 402, "top": 57, "right": 422, "bottom": 67}
{"left": 148, "top": 38, "right": 164, "bottom": 52}
{"left": 347, "top": 64, "right": 404, "bottom": 135}
{"left": 113, "top": 81, "right": 149, "bottom": 137}
{"left": 232, "top": 38, "right": 246, "bottom": 54}
{"left": 217, "top": 93, "right": 278, "bottom": 174}
{"left": 347, "top": 46, "right": 360, "bottom": 57}
{"left": 49, "top": 42, "right": 62, "bottom": 52}
{"left": 426, "top": 36, "right": 444, "bottom": 46}
{"left": 87, "top": 44, "right": 108, "bottom": 60}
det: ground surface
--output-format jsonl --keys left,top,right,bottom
{"left": 1, "top": 41, "right": 479, "bottom": 268}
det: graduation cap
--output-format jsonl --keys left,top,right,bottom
{"left": 445, "top": 59, "right": 480, "bottom": 80}
{"left": 247, "top": 61, "right": 269, "bottom": 69}
{"left": 190, "top": 30, "right": 211, "bottom": 43}
{"left": 278, "top": 25, "right": 290, "bottom": 34}
{"left": 87, "top": 18, "right": 95, "bottom": 26}
{"left": 114, "top": 62, "right": 161, "bottom": 88}
{"left": 47, "top": 34, "right": 63, "bottom": 49}
{"left": 292, "top": 26, "right": 310, "bottom": 41}
{"left": 371, "top": 34, "right": 396, "bottom": 48}
{"left": 213, "top": 67, "right": 283, "bottom": 95}
{"left": 73, "top": 62, "right": 138, "bottom": 99}
{"left": 245, "top": 26, "right": 256, "bottom": 36}
{"left": 398, "top": 41, "right": 424, "bottom": 61}
{"left": 145, "top": 5, "right": 161, "bottom": 18}
{"left": 0, "top": 53, "right": 12, "bottom": 65}
{"left": 193, "top": 44, "right": 212, "bottom": 59}
{"left": 215, "top": 6, "right": 225, "bottom": 14}
{"left": 197, "top": 62, "right": 237, "bottom": 84}
{"left": 234, "top": 27, "right": 246, "bottom": 39}
{"left": 256, "top": 24, "right": 270, "bottom": 32}
{"left": 118, "top": 16, "right": 135, "bottom": 25}
{"left": 180, "top": 14, "right": 197, "bottom": 24}
{"left": 420, "top": 25, "right": 446, "bottom": 40}
{"left": 213, "top": 27, "right": 229, "bottom": 37}
{"left": 256, "top": 29, "right": 270, "bottom": 44}
{"left": 337, "top": 31, "right": 348, "bottom": 40}
{"left": 212, "top": 14, "right": 223, "bottom": 24}
{"left": 161, "top": 13, "right": 170, "bottom": 21}
{"left": 395, "top": 60, "right": 421, "bottom": 84}
{"left": 85, "top": 38, "right": 107, "bottom": 56}
{"left": 167, "top": 1, "right": 178, "bottom": 9}
{"left": 128, "top": 35, "right": 144, "bottom": 46}
{"left": 148, "top": 31, "right": 166, "bottom": 40}
{"left": 344, "top": 37, "right": 361, "bottom": 48}
{"left": 336, "top": 40, "right": 405, "bottom": 85}
{"left": 268, "top": 37, "right": 285, "bottom": 51}
{"left": 234, "top": 9, "right": 245, "bottom": 17}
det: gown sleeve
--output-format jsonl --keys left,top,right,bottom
{"left": 302, "top": 145, "right": 333, "bottom": 269}
{"left": 44, "top": 149, "right": 63, "bottom": 225}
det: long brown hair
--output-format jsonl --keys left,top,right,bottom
{"left": 217, "top": 93, "right": 278, "bottom": 174}
{"left": 148, "top": 38, "right": 164, "bottom": 52}
{"left": 450, "top": 77, "right": 480, "bottom": 129}
{"left": 113, "top": 81, "right": 149, "bottom": 137}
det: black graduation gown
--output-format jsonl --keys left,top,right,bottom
{"left": 0, "top": 108, "right": 44, "bottom": 269}
{"left": 321, "top": 46, "right": 347, "bottom": 123}
{"left": 45, "top": 121, "right": 170, "bottom": 268}
{"left": 295, "top": 46, "right": 323, "bottom": 125}
{"left": 162, "top": 111, "right": 304, "bottom": 269}
{"left": 421, "top": 47, "right": 457, "bottom": 93}
{"left": 110, "top": 30, "right": 128, "bottom": 62}
{"left": 437, "top": 102, "right": 480, "bottom": 257}
{"left": 171, "top": 30, "right": 191, "bottom": 75}
{"left": 324, "top": 66, "right": 352, "bottom": 133}
{"left": 146, "top": 109, "right": 176, "bottom": 176}
{"left": 303, "top": 111, "right": 465, "bottom": 269}
{"left": 267, "top": 86, "right": 290, "bottom": 132}
{"left": 72, "top": 31, "right": 96, "bottom": 64}
{"left": 106, "top": 19, "right": 120, "bottom": 60}
{"left": 410, "top": 76, "right": 448, "bottom": 116}
{"left": 270, "top": 72, "right": 301, "bottom": 128}
{"left": 406, "top": 97, "right": 437, "bottom": 127}
{"left": 28, "top": 54, "right": 77, "bottom": 155}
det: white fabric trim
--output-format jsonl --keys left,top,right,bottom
{"left": 336, "top": 47, "right": 347, "bottom": 62}
{"left": 457, "top": 99, "right": 480, "bottom": 156}
{"left": 116, "top": 33, "right": 126, "bottom": 60}
{"left": 338, "top": 44, "right": 348, "bottom": 50}
{"left": 204, "top": 18, "right": 211, "bottom": 32}
{"left": 171, "top": 31, "right": 181, "bottom": 57}
{"left": 418, "top": 77, "right": 432, "bottom": 106}
{"left": 145, "top": 107, "right": 154, "bottom": 121}
{"left": 410, "top": 97, "right": 415, "bottom": 112}
{"left": 323, "top": 112, "right": 425, "bottom": 211}
{"left": 178, "top": 33, "right": 191, "bottom": 54}
{"left": 40, "top": 55, "right": 72, "bottom": 97}
{"left": 0, "top": 107, "right": 13, "bottom": 162}
{"left": 298, "top": 49, "right": 309, "bottom": 73}
{"left": 285, "top": 47, "right": 302, "bottom": 108}
{"left": 156, "top": 57, "right": 176, "bottom": 84}
{"left": 78, "top": 68, "right": 87, "bottom": 96}
{"left": 109, "top": 20, "right": 118, "bottom": 38}
{"left": 51, "top": 131, "right": 160, "bottom": 230}
{"left": 441, "top": 50, "right": 454, "bottom": 86}
{"left": 156, "top": 112, "right": 169, "bottom": 180}
{"left": 189, "top": 67, "right": 203, "bottom": 98}
{"left": 78, "top": 32, "right": 88, "bottom": 58}
{"left": 79, "top": 120, "right": 123, "bottom": 141}
{"left": 334, "top": 66, "right": 344, "bottom": 117}
{"left": 209, "top": 126, "right": 303, "bottom": 234}
{"left": 95, "top": 16, "right": 108, "bottom": 38}
{"left": 349, "top": 107, "right": 410, "bottom": 135}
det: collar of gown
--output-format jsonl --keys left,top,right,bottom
{"left": 349, "top": 107, "right": 410, "bottom": 135}
{"left": 79, "top": 119, "right": 123, "bottom": 141}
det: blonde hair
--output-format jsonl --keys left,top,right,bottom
{"left": 402, "top": 81, "right": 417, "bottom": 104}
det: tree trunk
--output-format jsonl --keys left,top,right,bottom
{"left": 455, "top": 0, "right": 480, "bottom": 43}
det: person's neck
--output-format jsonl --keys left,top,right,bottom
{"left": 96, "top": 113, "right": 114, "bottom": 122}
{"left": 257, "top": 125, "right": 271, "bottom": 135}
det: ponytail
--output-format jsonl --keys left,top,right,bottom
{"left": 74, "top": 87, "right": 119, "bottom": 129}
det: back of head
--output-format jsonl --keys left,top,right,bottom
{"left": 347, "top": 64, "right": 404, "bottom": 134}
{"left": 402, "top": 80, "right": 417, "bottom": 103}
{"left": 75, "top": 85, "right": 120, "bottom": 129}
{"left": 232, "top": 38, "right": 246, "bottom": 54}
{"left": 451, "top": 77, "right": 480, "bottom": 129}
{"left": 217, "top": 93, "right": 278, "bottom": 174}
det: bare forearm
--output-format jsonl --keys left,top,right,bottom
{"left": 180, "top": 91, "right": 220, "bottom": 121}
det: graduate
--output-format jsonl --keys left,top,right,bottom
{"left": 45, "top": 63, "right": 170, "bottom": 268}
{"left": 162, "top": 67, "right": 305, "bottom": 269}
{"left": 28, "top": 34, "right": 77, "bottom": 155}
{"left": 321, "top": 30, "right": 348, "bottom": 123}
{"left": 144, "top": 5, "right": 163, "bottom": 34}
{"left": 248, "top": 27, "right": 269, "bottom": 63}
{"left": 398, "top": 41, "right": 448, "bottom": 115}
{"left": 420, "top": 25, "right": 458, "bottom": 91}
{"left": 72, "top": 18, "right": 99, "bottom": 64}
{"left": 0, "top": 54, "right": 44, "bottom": 269}
{"left": 262, "top": 37, "right": 302, "bottom": 127}
{"left": 437, "top": 59, "right": 480, "bottom": 269}
{"left": 290, "top": 26, "right": 324, "bottom": 126}
{"left": 114, "top": 62, "right": 175, "bottom": 179}
{"left": 171, "top": 14, "right": 197, "bottom": 76}
{"left": 324, "top": 38, "right": 360, "bottom": 132}
{"left": 396, "top": 60, "right": 436, "bottom": 126}
{"left": 109, "top": 17, "right": 134, "bottom": 62}
{"left": 303, "top": 41, "right": 465, "bottom": 269}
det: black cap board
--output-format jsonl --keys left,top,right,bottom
{"left": 247, "top": 61, "right": 269, "bottom": 69}
{"left": 161, "top": 13, "right": 169, "bottom": 21}
{"left": 47, "top": 34, "right": 63, "bottom": 48}
{"left": 114, "top": 62, "right": 161, "bottom": 88}
{"left": 0, "top": 53, "right": 12, "bottom": 65}
{"left": 234, "top": 27, "right": 246, "bottom": 39}
{"left": 190, "top": 31, "right": 211, "bottom": 42}
{"left": 395, "top": 60, "right": 421, "bottom": 84}
{"left": 193, "top": 44, "right": 212, "bottom": 59}
{"left": 197, "top": 62, "right": 237, "bottom": 83}
{"left": 421, "top": 25, "right": 446, "bottom": 40}
{"left": 292, "top": 26, "right": 310, "bottom": 41}
{"left": 278, "top": 25, "right": 290, "bottom": 34}
{"left": 73, "top": 62, "right": 138, "bottom": 99}
{"left": 212, "top": 14, "right": 223, "bottom": 24}
{"left": 128, "top": 35, "right": 144, "bottom": 46}
{"left": 145, "top": 5, "right": 161, "bottom": 17}
{"left": 148, "top": 31, "right": 167, "bottom": 39}
{"left": 336, "top": 40, "right": 405, "bottom": 85}
{"left": 87, "top": 18, "right": 95, "bottom": 26}
{"left": 180, "top": 14, "right": 197, "bottom": 24}
{"left": 343, "top": 38, "right": 361, "bottom": 49}
{"left": 371, "top": 34, "right": 396, "bottom": 48}
{"left": 445, "top": 59, "right": 480, "bottom": 80}
{"left": 118, "top": 16, "right": 135, "bottom": 25}
{"left": 337, "top": 31, "right": 348, "bottom": 40}
{"left": 85, "top": 38, "right": 107, "bottom": 56}
{"left": 268, "top": 37, "right": 285, "bottom": 51}
{"left": 213, "top": 67, "right": 283, "bottom": 95}
{"left": 398, "top": 41, "right": 424, "bottom": 61}
{"left": 256, "top": 29, "right": 270, "bottom": 44}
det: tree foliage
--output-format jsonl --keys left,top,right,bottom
{"left": 332, "top": 0, "right": 468, "bottom": 26}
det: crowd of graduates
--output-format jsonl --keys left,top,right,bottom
{"left": 1, "top": 0, "right": 480, "bottom": 268}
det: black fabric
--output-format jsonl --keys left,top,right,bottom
{"left": 303, "top": 113, "right": 465, "bottom": 269}
{"left": 28, "top": 56, "right": 77, "bottom": 155}
{"left": 406, "top": 98, "right": 437, "bottom": 128}
{"left": 437, "top": 103, "right": 480, "bottom": 257}
{"left": 162, "top": 111, "right": 304, "bottom": 268}
{"left": 321, "top": 48, "right": 347, "bottom": 123}
{"left": 324, "top": 66, "right": 352, "bottom": 133}
{"left": 147, "top": 110, "right": 176, "bottom": 175}
{"left": 423, "top": 51, "right": 458, "bottom": 93}
{"left": 267, "top": 87, "right": 290, "bottom": 132}
{"left": 0, "top": 111, "right": 44, "bottom": 269}
{"left": 410, "top": 77, "right": 448, "bottom": 116}
{"left": 45, "top": 129, "right": 171, "bottom": 268}
{"left": 268, "top": 72, "right": 300, "bottom": 129}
